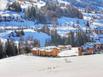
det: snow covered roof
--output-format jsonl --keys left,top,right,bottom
{"left": 82, "top": 42, "right": 95, "bottom": 49}
{"left": 95, "top": 26, "right": 103, "bottom": 30}
{"left": 91, "top": 33, "right": 103, "bottom": 44}
{"left": 95, "top": 40, "right": 103, "bottom": 44}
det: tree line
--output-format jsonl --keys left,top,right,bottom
{"left": 40, "top": 24, "right": 92, "bottom": 47}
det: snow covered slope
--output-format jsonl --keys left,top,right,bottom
{"left": 0, "top": 29, "right": 51, "bottom": 47}
{"left": 0, "top": 54, "right": 103, "bottom": 77}
{"left": 65, "top": 0, "right": 103, "bottom": 10}
{"left": 0, "top": 0, "right": 8, "bottom": 10}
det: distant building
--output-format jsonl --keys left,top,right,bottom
{"left": 94, "top": 27, "right": 103, "bottom": 34}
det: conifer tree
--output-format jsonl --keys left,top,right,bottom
{"left": 8, "top": 1, "right": 22, "bottom": 12}
{"left": 25, "top": 5, "right": 36, "bottom": 19}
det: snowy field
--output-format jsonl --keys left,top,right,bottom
{"left": 0, "top": 54, "right": 103, "bottom": 77}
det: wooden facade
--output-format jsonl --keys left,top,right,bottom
{"left": 78, "top": 47, "right": 83, "bottom": 56}
{"left": 87, "top": 48, "right": 94, "bottom": 55}
{"left": 94, "top": 27, "right": 103, "bottom": 34}
{"left": 32, "top": 48, "right": 60, "bottom": 57}
{"left": 78, "top": 47, "right": 94, "bottom": 56}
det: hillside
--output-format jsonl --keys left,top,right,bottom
{"left": 65, "top": 0, "right": 103, "bottom": 11}
{"left": 0, "top": 0, "right": 83, "bottom": 24}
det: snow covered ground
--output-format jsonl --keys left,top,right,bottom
{"left": 57, "top": 17, "right": 86, "bottom": 26}
{"left": 0, "top": 0, "right": 8, "bottom": 10}
{"left": 0, "top": 54, "right": 103, "bottom": 77}
{"left": 58, "top": 47, "right": 79, "bottom": 57}
{"left": 0, "top": 29, "right": 51, "bottom": 47}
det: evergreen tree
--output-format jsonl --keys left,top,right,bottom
{"left": 20, "top": 28, "right": 24, "bottom": 36}
{"left": 86, "top": 21, "right": 90, "bottom": 27}
{"left": 51, "top": 35, "right": 58, "bottom": 46}
{"left": 8, "top": 1, "right": 22, "bottom": 12}
{"left": 41, "top": 25, "right": 50, "bottom": 35}
{"left": 50, "top": 28, "right": 61, "bottom": 46}
{"left": 75, "top": 31, "right": 91, "bottom": 46}
{"left": 33, "top": 39, "right": 40, "bottom": 47}
{"left": 64, "top": 32, "right": 75, "bottom": 46}
{"left": 25, "top": 5, "right": 36, "bottom": 19}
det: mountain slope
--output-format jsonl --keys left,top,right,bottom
{"left": 65, "top": 0, "right": 103, "bottom": 11}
